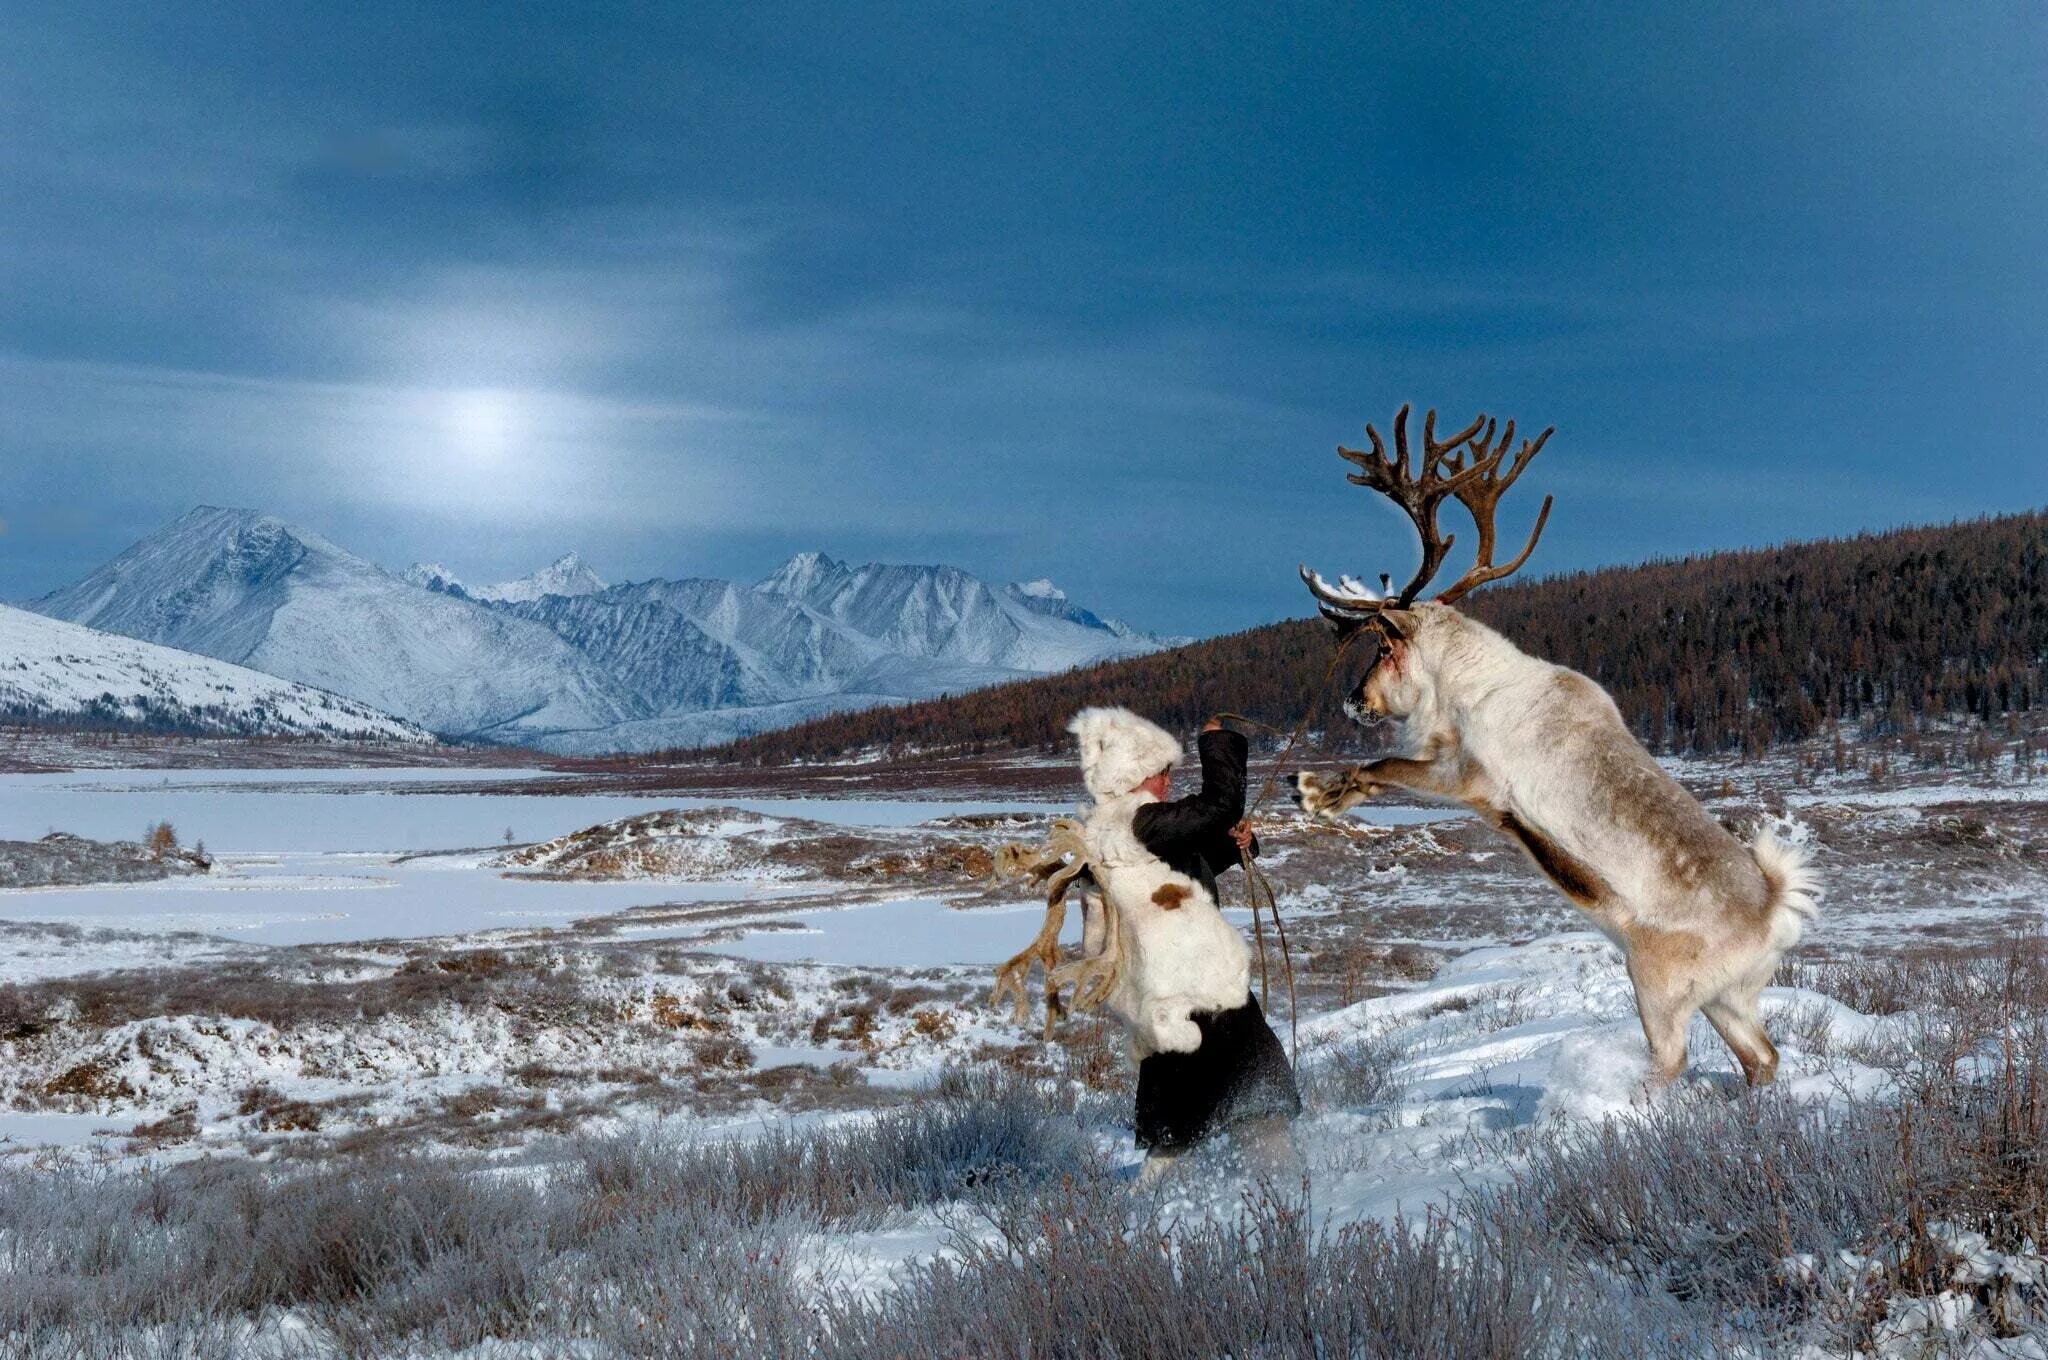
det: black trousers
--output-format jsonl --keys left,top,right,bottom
{"left": 1133, "top": 995, "right": 1301, "bottom": 1152}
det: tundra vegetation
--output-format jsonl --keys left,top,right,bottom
{"left": 3, "top": 769, "right": 2044, "bottom": 1357}
{"left": 3, "top": 939, "right": 2045, "bottom": 1357}
{"left": 0, "top": 829, "right": 209, "bottom": 889}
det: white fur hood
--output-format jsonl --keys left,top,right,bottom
{"left": 1069, "top": 706, "right": 1183, "bottom": 799}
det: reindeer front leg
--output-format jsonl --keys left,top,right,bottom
{"left": 1295, "top": 741, "right": 1466, "bottom": 817}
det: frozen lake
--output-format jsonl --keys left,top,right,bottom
{"left": 0, "top": 767, "right": 1062, "bottom": 948}
{"left": 0, "top": 765, "right": 1437, "bottom": 956}
{"left": 0, "top": 766, "right": 1060, "bottom": 853}
{"left": 0, "top": 850, "right": 819, "bottom": 947}
{"left": 703, "top": 894, "right": 1267, "bottom": 970}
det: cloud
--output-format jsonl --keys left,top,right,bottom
{"left": 3, "top": 2, "right": 2045, "bottom": 632}
{"left": 0, "top": 352, "right": 750, "bottom": 530}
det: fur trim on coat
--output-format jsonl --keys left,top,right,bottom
{"left": 1068, "top": 706, "right": 1184, "bottom": 799}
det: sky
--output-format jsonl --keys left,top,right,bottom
{"left": 3, "top": 2, "right": 2045, "bottom": 636}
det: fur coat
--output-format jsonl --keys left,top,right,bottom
{"left": 1083, "top": 789, "right": 1252, "bottom": 1058}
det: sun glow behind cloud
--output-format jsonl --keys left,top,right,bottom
{"left": 0, "top": 352, "right": 744, "bottom": 533}
{"left": 441, "top": 388, "right": 521, "bottom": 470}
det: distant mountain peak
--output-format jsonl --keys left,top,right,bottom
{"left": 167, "top": 504, "right": 347, "bottom": 557}
{"left": 756, "top": 550, "right": 851, "bottom": 599}
{"left": 470, "top": 553, "right": 608, "bottom": 604}
{"left": 1009, "top": 578, "right": 1067, "bottom": 601}
{"left": 402, "top": 562, "right": 469, "bottom": 598}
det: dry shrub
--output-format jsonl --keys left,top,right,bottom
{"left": 0, "top": 983, "right": 48, "bottom": 1041}
{"left": 1302, "top": 1028, "right": 1407, "bottom": 1111}
{"left": 647, "top": 990, "right": 718, "bottom": 1030}
{"left": 1782, "top": 934, "right": 2048, "bottom": 1014}
{"left": 910, "top": 1008, "right": 956, "bottom": 1042}
{"left": 127, "top": 1106, "right": 197, "bottom": 1145}
{"left": 237, "top": 1083, "right": 323, "bottom": 1132}
{"left": 688, "top": 1034, "right": 755, "bottom": 1071}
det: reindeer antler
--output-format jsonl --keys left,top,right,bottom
{"left": 1304, "top": 404, "right": 1555, "bottom": 619}
{"left": 1431, "top": 418, "right": 1555, "bottom": 604}
{"left": 990, "top": 819, "right": 1118, "bottom": 1040}
{"left": 1332, "top": 405, "right": 1490, "bottom": 607}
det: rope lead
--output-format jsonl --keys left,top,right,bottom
{"left": 1212, "top": 627, "right": 1369, "bottom": 1065}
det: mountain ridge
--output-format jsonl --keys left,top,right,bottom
{"left": 686, "top": 509, "right": 2048, "bottom": 765}
{"left": 30, "top": 509, "right": 1174, "bottom": 752}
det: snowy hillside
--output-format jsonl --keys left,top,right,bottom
{"left": 30, "top": 512, "right": 1173, "bottom": 752}
{"left": 756, "top": 551, "right": 1165, "bottom": 672}
{"left": 31, "top": 508, "right": 632, "bottom": 743}
{"left": 0, "top": 604, "right": 431, "bottom": 741}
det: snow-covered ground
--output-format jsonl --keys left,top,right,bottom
{"left": 3, "top": 756, "right": 2044, "bottom": 1352}
{"left": 0, "top": 849, "right": 821, "bottom": 946}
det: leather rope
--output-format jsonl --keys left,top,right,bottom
{"left": 1209, "top": 626, "right": 1370, "bottom": 1063}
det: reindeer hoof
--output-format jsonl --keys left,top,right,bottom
{"left": 1295, "top": 770, "right": 1379, "bottom": 818}
{"left": 1293, "top": 771, "right": 1339, "bottom": 817}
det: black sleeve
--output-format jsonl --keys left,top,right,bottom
{"left": 1132, "top": 729, "right": 1259, "bottom": 872}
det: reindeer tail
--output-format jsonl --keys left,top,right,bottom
{"left": 1751, "top": 829, "right": 1819, "bottom": 952}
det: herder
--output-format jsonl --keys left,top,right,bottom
{"left": 1067, "top": 706, "right": 1301, "bottom": 1177}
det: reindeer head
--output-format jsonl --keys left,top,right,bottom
{"left": 1301, "top": 405, "right": 1555, "bottom": 723}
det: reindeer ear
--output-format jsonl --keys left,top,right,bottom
{"left": 1318, "top": 607, "right": 1363, "bottom": 639}
{"left": 1376, "top": 608, "right": 1418, "bottom": 641}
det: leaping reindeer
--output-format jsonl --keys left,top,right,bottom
{"left": 1294, "top": 406, "right": 1816, "bottom": 1088}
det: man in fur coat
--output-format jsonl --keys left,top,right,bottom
{"left": 1067, "top": 706, "right": 1301, "bottom": 1173}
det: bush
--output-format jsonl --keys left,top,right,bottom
{"left": 1301, "top": 1028, "right": 1407, "bottom": 1111}
{"left": 6, "top": 1039, "right": 2048, "bottom": 1356}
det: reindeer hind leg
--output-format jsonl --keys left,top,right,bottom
{"left": 1702, "top": 985, "right": 1778, "bottom": 1088}
{"left": 1626, "top": 954, "right": 1696, "bottom": 1092}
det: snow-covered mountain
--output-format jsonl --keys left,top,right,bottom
{"left": 399, "top": 562, "right": 470, "bottom": 598}
{"left": 1003, "top": 578, "right": 1155, "bottom": 641}
{"left": 400, "top": 553, "right": 607, "bottom": 604}
{"left": 29, "top": 511, "right": 1176, "bottom": 752}
{"left": 31, "top": 508, "right": 632, "bottom": 743}
{"left": 485, "top": 555, "right": 1173, "bottom": 752}
{"left": 756, "top": 552, "right": 1168, "bottom": 669}
{"left": 0, "top": 604, "right": 432, "bottom": 741}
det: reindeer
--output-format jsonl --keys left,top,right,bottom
{"left": 1293, "top": 406, "right": 1817, "bottom": 1089}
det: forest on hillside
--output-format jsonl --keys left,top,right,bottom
{"left": 679, "top": 511, "right": 2047, "bottom": 766}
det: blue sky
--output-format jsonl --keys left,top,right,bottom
{"left": 3, "top": 2, "right": 2044, "bottom": 634}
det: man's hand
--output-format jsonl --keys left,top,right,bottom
{"left": 1229, "top": 819, "right": 1256, "bottom": 852}
{"left": 1201, "top": 717, "right": 1224, "bottom": 734}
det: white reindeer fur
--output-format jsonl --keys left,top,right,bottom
{"left": 1083, "top": 790, "right": 1251, "bottom": 1058}
{"left": 1313, "top": 602, "right": 1819, "bottom": 1086}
